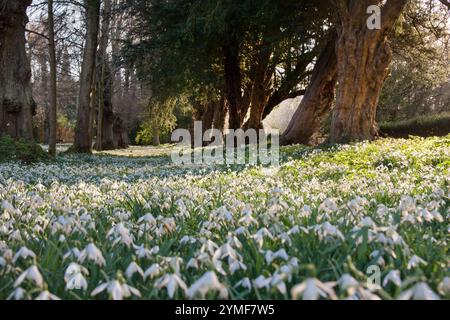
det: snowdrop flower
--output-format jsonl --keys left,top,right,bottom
{"left": 7, "top": 287, "right": 28, "bottom": 300}
{"left": 14, "top": 265, "right": 44, "bottom": 288}
{"left": 437, "top": 277, "right": 450, "bottom": 295}
{"left": 63, "top": 248, "right": 81, "bottom": 261}
{"left": 1, "top": 200, "right": 15, "bottom": 214}
{"left": 13, "top": 247, "right": 36, "bottom": 263}
{"left": 187, "top": 272, "right": 228, "bottom": 299}
{"left": 155, "top": 274, "right": 188, "bottom": 298}
{"left": 360, "top": 217, "right": 376, "bottom": 228}
{"left": 383, "top": 270, "right": 402, "bottom": 287}
{"left": 64, "top": 263, "right": 88, "bottom": 280}
{"left": 144, "top": 264, "right": 162, "bottom": 279}
{"left": 78, "top": 243, "right": 106, "bottom": 266}
{"left": 319, "top": 199, "right": 338, "bottom": 213}
{"left": 320, "top": 222, "right": 345, "bottom": 241}
{"left": 125, "top": 261, "right": 144, "bottom": 279}
{"left": 291, "top": 279, "right": 337, "bottom": 300}
{"left": 407, "top": 255, "right": 427, "bottom": 270}
{"left": 186, "top": 258, "right": 199, "bottom": 270}
{"left": 398, "top": 283, "right": 440, "bottom": 300}
{"left": 35, "top": 291, "right": 61, "bottom": 300}
{"left": 338, "top": 274, "right": 359, "bottom": 292}
{"left": 265, "top": 249, "right": 289, "bottom": 264}
{"left": 66, "top": 273, "right": 88, "bottom": 291}
{"left": 298, "top": 205, "right": 312, "bottom": 218}
{"left": 91, "top": 280, "right": 141, "bottom": 300}
{"left": 234, "top": 278, "right": 252, "bottom": 290}
{"left": 133, "top": 245, "right": 152, "bottom": 259}
{"left": 229, "top": 260, "right": 247, "bottom": 275}
{"left": 253, "top": 275, "right": 272, "bottom": 290}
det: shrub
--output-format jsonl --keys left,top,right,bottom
{"left": 380, "top": 112, "right": 450, "bottom": 138}
{"left": 0, "top": 135, "right": 49, "bottom": 164}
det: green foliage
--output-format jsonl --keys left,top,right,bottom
{"left": 379, "top": 1, "right": 450, "bottom": 122}
{"left": 0, "top": 135, "right": 49, "bottom": 164}
{"left": 124, "top": 0, "right": 331, "bottom": 127}
{"left": 380, "top": 112, "right": 450, "bottom": 138}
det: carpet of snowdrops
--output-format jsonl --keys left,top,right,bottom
{"left": 0, "top": 136, "right": 449, "bottom": 300}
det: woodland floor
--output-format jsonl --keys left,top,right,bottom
{"left": 0, "top": 136, "right": 449, "bottom": 300}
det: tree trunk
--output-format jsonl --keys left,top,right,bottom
{"left": 281, "top": 33, "right": 338, "bottom": 145}
{"left": 72, "top": 0, "right": 100, "bottom": 153}
{"left": 246, "top": 44, "right": 272, "bottom": 130}
{"left": 329, "top": 0, "right": 408, "bottom": 143}
{"left": 223, "top": 40, "right": 242, "bottom": 130}
{"left": 212, "top": 95, "right": 227, "bottom": 132}
{"left": 48, "top": 0, "right": 57, "bottom": 156}
{"left": 152, "top": 126, "right": 160, "bottom": 146}
{"left": 96, "top": 0, "right": 113, "bottom": 151}
{"left": 0, "top": 0, "right": 35, "bottom": 141}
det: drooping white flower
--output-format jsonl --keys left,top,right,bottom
{"left": 187, "top": 271, "right": 228, "bottom": 299}
{"left": 13, "top": 247, "right": 36, "bottom": 263}
{"left": 234, "top": 278, "right": 252, "bottom": 290}
{"left": 265, "top": 249, "right": 289, "bottom": 264}
{"left": 291, "top": 278, "right": 336, "bottom": 300}
{"left": 35, "top": 291, "right": 61, "bottom": 300}
{"left": 1, "top": 200, "right": 15, "bottom": 213}
{"left": 407, "top": 255, "right": 427, "bottom": 270}
{"left": 383, "top": 270, "right": 402, "bottom": 287}
{"left": 437, "top": 277, "right": 450, "bottom": 295}
{"left": 91, "top": 280, "right": 141, "bottom": 300}
{"left": 66, "top": 273, "right": 89, "bottom": 291}
{"left": 78, "top": 243, "right": 106, "bottom": 266}
{"left": 253, "top": 275, "right": 272, "bottom": 290}
{"left": 125, "top": 261, "right": 144, "bottom": 279}
{"left": 155, "top": 274, "right": 188, "bottom": 299}
{"left": 398, "top": 283, "right": 440, "bottom": 300}
{"left": 14, "top": 265, "right": 44, "bottom": 288}
{"left": 338, "top": 274, "right": 359, "bottom": 291}
{"left": 64, "top": 262, "right": 89, "bottom": 291}
{"left": 7, "top": 287, "right": 28, "bottom": 300}
{"left": 144, "top": 264, "right": 162, "bottom": 279}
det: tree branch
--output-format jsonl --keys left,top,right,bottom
{"left": 26, "top": 28, "right": 49, "bottom": 40}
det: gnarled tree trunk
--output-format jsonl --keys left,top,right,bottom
{"left": 281, "top": 33, "right": 338, "bottom": 145}
{"left": 48, "top": 0, "right": 57, "bottom": 156}
{"left": 246, "top": 43, "right": 273, "bottom": 130}
{"left": 72, "top": 0, "right": 100, "bottom": 153}
{"left": 0, "top": 0, "right": 35, "bottom": 141}
{"left": 212, "top": 95, "right": 227, "bottom": 132}
{"left": 223, "top": 38, "right": 242, "bottom": 130}
{"left": 329, "top": 0, "right": 408, "bottom": 143}
{"left": 96, "top": 0, "right": 114, "bottom": 151}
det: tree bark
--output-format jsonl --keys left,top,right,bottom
{"left": 223, "top": 40, "right": 242, "bottom": 130}
{"left": 262, "top": 53, "right": 314, "bottom": 120}
{"left": 48, "top": 0, "right": 57, "bottom": 156}
{"left": 246, "top": 43, "right": 273, "bottom": 130}
{"left": 96, "top": 0, "right": 113, "bottom": 151}
{"left": 329, "top": 0, "right": 408, "bottom": 143}
{"left": 212, "top": 95, "right": 227, "bottom": 132}
{"left": 152, "top": 126, "right": 160, "bottom": 146}
{"left": 0, "top": 0, "right": 35, "bottom": 141}
{"left": 72, "top": 0, "right": 100, "bottom": 153}
{"left": 281, "top": 33, "right": 338, "bottom": 145}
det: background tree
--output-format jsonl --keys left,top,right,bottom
{"left": 72, "top": 0, "right": 100, "bottom": 153}
{"left": 47, "top": 0, "right": 57, "bottom": 155}
{"left": 0, "top": 0, "right": 35, "bottom": 141}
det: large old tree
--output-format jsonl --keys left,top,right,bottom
{"left": 72, "top": 0, "right": 100, "bottom": 153}
{"left": 0, "top": 0, "right": 35, "bottom": 141}
{"left": 329, "top": 0, "right": 409, "bottom": 143}
{"left": 281, "top": 33, "right": 338, "bottom": 145}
